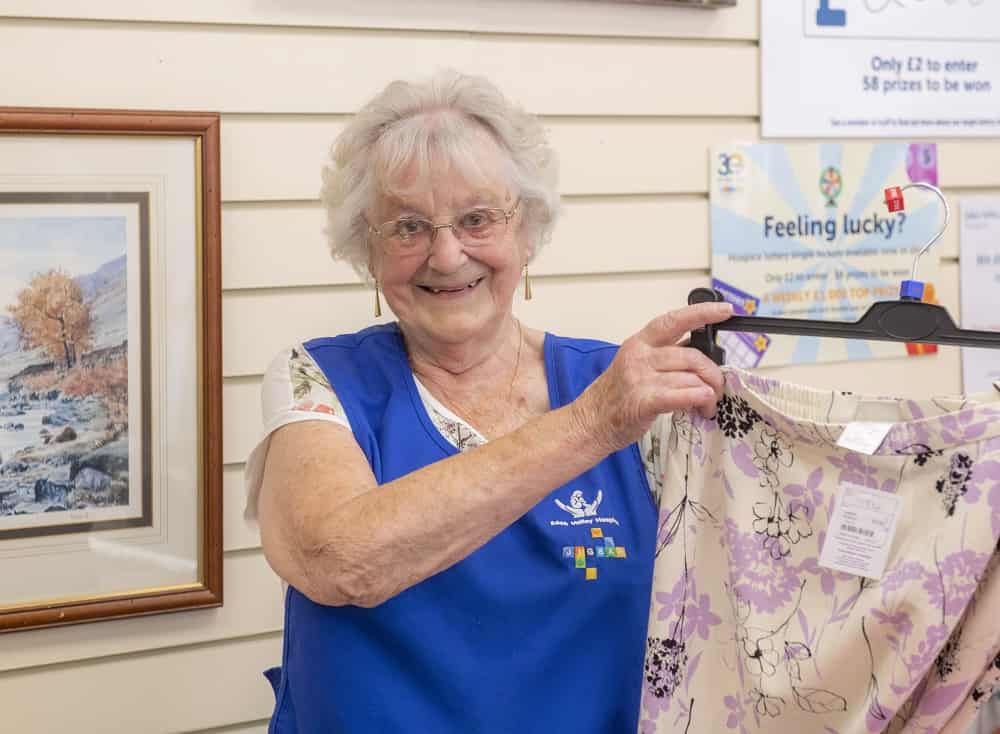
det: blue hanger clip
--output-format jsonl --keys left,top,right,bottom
{"left": 899, "top": 279, "right": 925, "bottom": 302}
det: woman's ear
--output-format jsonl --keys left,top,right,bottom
{"left": 522, "top": 241, "right": 535, "bottom": 268}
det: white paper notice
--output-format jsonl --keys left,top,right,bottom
{"left": 762, "top": 1, "right": 1000, "bottom": 138}
{"left": 819, "top": 482, "right": 902, "bottom": 580}
{"left": 836, "top": 422, "right": 894, "bottom": 455}
{"left": 960, "top": 198, "right": 1000, "bottom": 393}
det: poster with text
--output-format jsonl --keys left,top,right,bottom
{"left": 960, "top": 197, "right": 1000, "bottom": 393}
{"left": 711, "top": 142, "right": 940, "bottom": 368}
{"left": 762, "top": 1, "right": 1000, "bottom": 138}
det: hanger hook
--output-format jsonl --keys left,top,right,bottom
{"left": 884, "top": 182, "right": 950, "bottom": 283}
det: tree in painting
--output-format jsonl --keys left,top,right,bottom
{"left": 7, "top": 269, "right": 94, "bottom": 369}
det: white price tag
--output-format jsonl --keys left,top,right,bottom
{"left": 819, "top": 482, "right": 902, "bottom": 580}
{"left": 836, "top": 422, "right": 894, "bottom": 455}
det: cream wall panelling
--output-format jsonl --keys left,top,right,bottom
{"left": 0, "top": 634, "right": 281, "bottom": 733}
{"left": 222, "top": 117, "right": 759, "bottom": 202}
{"left": 221, "top": 263, "right": 965, "bottom": 463}
{"left": 0, "top": 21, "right": 757, "bottom": 116}
{"left": 222, "top": 197, "right": 709, "bottom": 290}
{"left": 224, "top": 465, "right": 262, "bottom": 551}
{"left": 0, "top": 552, "right": 281, "bottom": 673}
{"left": 221, "top": 116, "right": 1000, "bottom": 202}
{"left": 0, "top": 0, "right": 760, "bottom": 39}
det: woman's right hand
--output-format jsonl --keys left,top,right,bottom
{"left": 572, "top": 301, "right": 733, "bottom": 454}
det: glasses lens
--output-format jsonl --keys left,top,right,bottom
{"left": 379, "top": 206, "right": 511, "bottom": 254}
{"left": 385, "top": 219, "right": 432, "bottom": 252}
{"left": 456, "top": 208, "right": 505, "bottom": 246}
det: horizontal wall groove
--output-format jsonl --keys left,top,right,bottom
{"left": 220, "top": 112, "right": 762, "bottom": 124}
{"left": 223, "top": 198, "right": 320, "bottom": 208}
{"left": 224, "top": 374, "right": 265, "bottom": 387}
{"left": 183, "top": 717, "right": 270, "bottom": 734}
{"left": 560, "top": 192, "right": 708, "bottom": 204}
{"left": 223, "top": 282, "right": 363, "bottom": 297}
{"left": 0, "top": 630, "right": 282, "bottom": 678}
{"left": 224, "top": 547, "right": 263, "bottom": 561}
{"left": 0, "top": 15, "right": 758, "bottom": 46}
{"left": 221, "top": 267, "right": 711, "bottom": 296}
{"left": 222, "top": 191, "right": 713, "bottom": 205}
{"left": 219, "top": 190, "right": 986, "bottom": 208}
{"left": 222, "top": 193, "right": 707, "bottom": 208}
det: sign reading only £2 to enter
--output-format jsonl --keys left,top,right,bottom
{"left": 763, "top": 1, "right": 1000, "bottom": 138}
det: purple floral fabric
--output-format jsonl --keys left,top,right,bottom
{"left": 640, "top": 368, "right": 1000, "bottom": 734}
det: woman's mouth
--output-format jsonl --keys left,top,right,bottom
{"left": 418, "top": 277, "right": 485, "bottom": 295}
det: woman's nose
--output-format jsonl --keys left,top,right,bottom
{"left": 426, "top": 225, "right": 467, "bottom": 272}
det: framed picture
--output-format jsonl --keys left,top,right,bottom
{"left": 0, "top": 108, "right": 222, "bottom": 631}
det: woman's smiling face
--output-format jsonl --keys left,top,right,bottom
{"left": 368, "top": 142, "right": 528, "bottom": 354}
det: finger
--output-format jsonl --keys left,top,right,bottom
{"left": 648, "top": 345, "right": 721, "bottom": 376}
{"left": 643, "top": 302, "right": 733, "bottom": 347}
{"left": 639, "top": 370, "right": 716, "bottom": 410}
{"left": 651, "top": 370, "right": 710, "bottom": 393}
{"left": 648, "top": 347, "right": 726, "bottom": 396}
{"left": 648, "top": 385, "right": 718, "bottom": 416}
{"left": 649, "top": 371, "right": 723, "bottom": 417}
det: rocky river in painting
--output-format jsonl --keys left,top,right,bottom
{"left": 0, "top": 386, "right": 129, "bottom": 518}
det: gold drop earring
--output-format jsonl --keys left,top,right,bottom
{"left": 523, "top": 265, "right": 532, "bottom": 301}
{"left": 374, "top": 282, "right": 383, "bottom": 317}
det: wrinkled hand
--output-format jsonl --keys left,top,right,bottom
{"left": 574, "top": 301, "right": 732, "bottom": 454}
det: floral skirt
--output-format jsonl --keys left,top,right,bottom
{"left": 641, "top": 368, "right": 1000, "bottom": 734}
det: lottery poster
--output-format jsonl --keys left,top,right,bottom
{"left": 710, "top": 142, "right": 940, "bottom": 368}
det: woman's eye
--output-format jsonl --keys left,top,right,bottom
{"left": 395, "top": 220, "right": 426, "bottom": 238}
{"left": 461, "top": 210, "right": 492, "bottom": 229}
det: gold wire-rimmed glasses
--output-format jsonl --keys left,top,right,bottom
{"left": 366, "top": 199, "right": 520, "bottom": 256}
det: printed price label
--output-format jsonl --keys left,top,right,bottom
{"left": 819, "top": 482, "right": 902, "bottom": 580}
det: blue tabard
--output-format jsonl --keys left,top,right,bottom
{"left": 266, "top": 323, "right": 657, "bottom": 734}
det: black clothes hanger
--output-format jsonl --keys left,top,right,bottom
{"left": 689, "top": 183, "right": 1000, "bottom": 365}
{"left": 687, "top": 288, "right": 1000, "bottom": 365}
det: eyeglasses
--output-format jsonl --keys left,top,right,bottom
{"left": 367, "top": 199, "right": 520, "bottom": 256}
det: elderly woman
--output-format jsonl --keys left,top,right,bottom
{"left": 246, "top": 71, "right": 731, "bottom": 733}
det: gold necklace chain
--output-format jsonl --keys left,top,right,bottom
{"left": 508, "top": 318, "right": 523, "bottom": 401}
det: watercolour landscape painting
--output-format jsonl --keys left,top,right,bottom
{"left": 0, "top": 193, "right": 149, "bottom": 540}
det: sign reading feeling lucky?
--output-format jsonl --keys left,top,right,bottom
{"left": 710, "top": 142, "right": 940, "bottom": 368}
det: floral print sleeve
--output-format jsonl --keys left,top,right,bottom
{"left": 243, "top": 345, "right": 351, "bottom": 523}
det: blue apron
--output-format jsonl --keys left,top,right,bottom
{"left": 266, "top": 323, "right": 657, "bottom": 733}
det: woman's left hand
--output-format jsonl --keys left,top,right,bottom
{"left": 569, "top": 301, "right": 732, "bottom": 455}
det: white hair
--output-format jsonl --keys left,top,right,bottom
{"left": 320, "top": 70, "right": 560, "bottom": 281}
